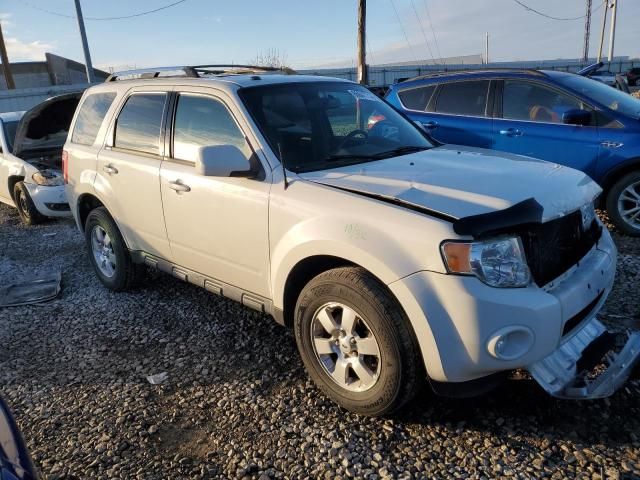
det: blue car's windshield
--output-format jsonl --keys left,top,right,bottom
{"left": 558, "top": 74, "right": 640, "bottom": 119}
{"left": 2, "top": 120, "right": 18, "bottom": 153}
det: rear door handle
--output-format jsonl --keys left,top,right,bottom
{"left": 423, "top": 121, "right": 438, "bottom": 130}
{"left": 499, "top": 128, "right": 523, "bottom": 137}
{"left": 168, "top": 179, "right": 191, "bottom": 193}
{"left": 103, "top": 164, "right": 118, "bottom": 175}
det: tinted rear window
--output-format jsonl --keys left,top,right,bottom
{"left": 398, "top": 85, "right": 435, "bottom": 111}
{"left": 71, "top": 92, "right": 116, "bottom": 146}
{"left": 435, "top": 81, "right": 490, "bottom": 116}
{"left": 114, "top": 93, "right": 166, "bottom": 155}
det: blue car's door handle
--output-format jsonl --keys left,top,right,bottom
{"left": 499, "top": 128, "right": 523, "bottom": 137}
{"left": 423, "top": 121, "right": 438, "bottom": 130}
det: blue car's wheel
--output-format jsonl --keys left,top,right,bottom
{"left": 606, "top": 171, "right": 640, "bottom": 236}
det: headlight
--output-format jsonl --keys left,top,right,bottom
{"left": 441, "top": 237, "right": 531, "bottom": 288}
{"left": 32, "top": 170, "right": 64, "bottom": 186}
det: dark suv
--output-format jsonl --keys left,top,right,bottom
{"left": 627, "top": 67, "right": 640, "bottom": 87}
{"left": 385, "top": 69, "right": 640, "bottom": 235}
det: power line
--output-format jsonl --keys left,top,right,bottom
{"left": 409, "top": 0, "right": 438, "bottom": 65}
{"left": 423, "top": 0, "right": 443, "bottom": 63}
{"left": 389, "top": 0, "right": 418, "bottom": 63}
{"left": 19, "top": 0, "right": 189, "bottom": 21}
{"left": 512, "top": 0, "right": 603, "bottom": 21}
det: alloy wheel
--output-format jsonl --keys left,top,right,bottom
{"left": 617, "top": 180, "right": 640, "bottom": 230}
{"left": 91, "top": 226, "right": 116, "bottom": 278}
{"left": 310, "top": 302, "right": 382, "bottom": 392}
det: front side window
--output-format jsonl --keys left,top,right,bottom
{"left": 114, "top": 93, "right": 166, "bottom": 155}
{"left": 71, "top": 92, "right": 117, "bottom": 146}
{"left": 173, "top": 94, "right": 250, "bottom": 162}
{"left": 502, "top": 80, "right": 591, "bottom": 124}
{"left": 556, "top": 74, "right": 640, "bottom": 120}
{"left": 398, "top": 85, "right": 436, "bottom": 111}
{"left": 239, "top": 82, "right": 433, "bottom": 173}
{"left": 435, "top": 81, "right": 490, "bottom": 116}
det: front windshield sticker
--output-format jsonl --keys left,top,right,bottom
{"left": 348, "top": 89, "right": 379, "bottom": 102}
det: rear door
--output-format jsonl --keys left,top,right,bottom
{"left": 427, "top": 80, "right": 494, "bottom": 148}
{"left": 95, "top": 88, "right": 172, "bottom": 258}
{"left": 492, "top": 79, "right": 600, "bottom": 176}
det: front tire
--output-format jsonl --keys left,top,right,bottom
{"left": 13, "top": 181, "right": 44, "bottom": 226}
{"left": 294, "top": 266, "right": 422, "bottom": 416}
{"left": 605, "top": 171, "right": 640, "bottom": 236}
{"left": 84, "top": 207, "right": 145, "bottom": 291}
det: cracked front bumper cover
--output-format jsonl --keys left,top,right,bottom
{"left": 527, "top": 318, "right": 640, "bottom": 399}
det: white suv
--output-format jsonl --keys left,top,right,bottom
{"left": 64, "top": 66, "right": 639, "bottom": 416}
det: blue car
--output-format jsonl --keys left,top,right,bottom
{"left": 0, "top": 396, "right": 38, "bottom": 479}
{"left": 385, "top": 69, "right": 640, "bottom": 235}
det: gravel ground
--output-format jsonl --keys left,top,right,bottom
{"left": 0, "top": 203, "right": 639, "bottom": 480}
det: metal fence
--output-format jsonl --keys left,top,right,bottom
{"left": 0, "top": 83, "right": 89, "bottom": 113}
{"left": 301, "top": 60, "right": 640, "bottom": 86}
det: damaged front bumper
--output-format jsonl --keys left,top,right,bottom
{"left": 528, "top": 317, "right": 640, "bottom": 399}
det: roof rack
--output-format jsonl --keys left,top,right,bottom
{"left": 105, "top": 64, "right": 297, "bottom": 82}
{"left": 401, "top": 68, "right": 547, "bottom": 83}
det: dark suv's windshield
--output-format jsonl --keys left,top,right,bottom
{"left": 558, "top": 74, "right": 640, "bottom": 119}
{"left": 240, "top": 82, "right": 433, "bottom": 172}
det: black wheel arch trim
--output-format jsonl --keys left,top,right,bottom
{"left": 599, "top": 157, "right": 640, "bottom": 192}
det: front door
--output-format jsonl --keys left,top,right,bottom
{"left": 159, "top": 90, "right": 271, "bottom": 298}
{"left": 492, "top": 79, "right": 601, "bottom": 177}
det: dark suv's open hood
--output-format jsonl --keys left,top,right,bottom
{"left": 12, "top": 92, "right": 83, "bottom": 158}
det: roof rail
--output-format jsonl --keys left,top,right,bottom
{"left": 401, "top": 68, "right": 548, "bottom": 83}
{"left": 105, "top": 64, "right": 297, "bottom": 82}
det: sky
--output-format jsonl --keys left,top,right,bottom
{"left": 0, "top": 0, "right": 638, "bottom": 72}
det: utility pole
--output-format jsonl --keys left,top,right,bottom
{"left": 597, "top": 0, "right": 608, "bottom": 62}
{"left": 0, "top": 21, "right": 15, "bottom": 90}
{"left": 607, "top": 0, "right": 618, "bottom": 61}
{"left": 74, "top": 0, "right": 96, "bottom": 83}
{"left": 485, "top": 32, "right": 489, "bottom": 65}
{"left": 357, "top": 0, "right": 368, "bottom": 85}
{"left": 582, "top": 0, "right": 592, "bottom": 63}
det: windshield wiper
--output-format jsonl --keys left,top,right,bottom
{"left": 369, "top": 145, "right": 430, "bottom": 159}
{"left": 324, "top": 153, "right": 379, "bottom": 162}
{"left": 324, "top": 146, "right": 430, "bottom": 163}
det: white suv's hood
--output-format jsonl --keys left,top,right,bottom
{"left": 298, "top": 145, "right": 601, "bottom": 222}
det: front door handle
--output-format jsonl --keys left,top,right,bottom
{"left": 499, "top": 128, "right": 523, "bottom": 137}
{"left": 168, "top": 179, "right": 191, "bottom": 193}
{"left": 423, "top": 121, "right": 438, "bottom": 130}
{"left": 103, "top": 164, "right": 118, "bottom": 175}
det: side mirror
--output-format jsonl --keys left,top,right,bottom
{"left": 562, "top": 109, "right": 591, "bottom": 126}
{"left": 196, "top": 145, "right": 255, "bottom": 177}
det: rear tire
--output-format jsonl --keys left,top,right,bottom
{"left": 13, "top": 181, "right": 44, "bottom": 226}
{"left": 293, "top": 266, "right": 422, "bottom": 416}
{"left": 605, "top": 171, "right": 640, "bottom": 237}
{"left": 85, "top": 207, "right": 145, "bottom": 291}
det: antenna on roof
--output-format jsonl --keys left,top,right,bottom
{"left": 277, "top": 143, "right": 289, "bottom": 190}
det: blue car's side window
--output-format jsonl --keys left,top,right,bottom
{"left": 503, "top": 80, "right": 593, "bottom": 125}
{"left": 398, "top": 85, "right": 436, "bottom": 112}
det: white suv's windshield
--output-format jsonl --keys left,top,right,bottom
{"left": 558, "top": 74, "right": 640, "bottom": 119}
{"left": 240, "top": 82, "right": 433, "bottom": 172}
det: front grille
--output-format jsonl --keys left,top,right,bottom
{"left": 520, "top": 210, "right": 602, "bottom": 287}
